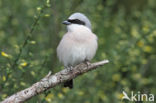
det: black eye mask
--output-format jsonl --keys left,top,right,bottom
{"left": 67, "top": 19, "right": 85, "bottom": 25}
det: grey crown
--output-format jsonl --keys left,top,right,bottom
{"left": 68, "top": 13, "right": 92, "bottom": 30}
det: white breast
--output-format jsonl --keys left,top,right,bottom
{"left": 57, "top": 24, "right": 98, "bottom": 67}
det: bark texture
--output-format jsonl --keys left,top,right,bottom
{"left": 1, "top": 60, "right": 109, "bottom": 103}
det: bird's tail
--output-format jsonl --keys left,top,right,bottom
{"left": 64, "top": 79, "right": 73, "bottom": 89}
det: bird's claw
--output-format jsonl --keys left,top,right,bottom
{"left": 66, "top": 66, "right": 73, "bottom": 72}
{"left": 84, "top": 60, "right": 91, "bottom": 67}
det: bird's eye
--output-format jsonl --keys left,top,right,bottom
{"left": 67, "top": 19, "right": 85, "bottom": 25}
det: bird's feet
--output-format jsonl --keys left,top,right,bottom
{"left": 66, "top": 66, "right": 73, "bottom": 72}
{"left": 84, "top": 59, "right": 91, "bottom": 67}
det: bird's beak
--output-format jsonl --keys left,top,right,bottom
{"left": 62, "top": 20, "right": 71, "bottom": 25}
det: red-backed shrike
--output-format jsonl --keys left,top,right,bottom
{"left": 57, "top": 13, "right": 98, "bottom": 88}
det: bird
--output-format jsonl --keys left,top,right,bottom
{"left": 57, "top": 12, "right": 98, "bottom": 89}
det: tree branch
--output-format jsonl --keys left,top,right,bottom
{"left": 1, "top": 60, "right": 109, "bottom": 103}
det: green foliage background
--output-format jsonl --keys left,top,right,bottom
{"left": 0, "top": 0, "right": 156, "bottom": 103}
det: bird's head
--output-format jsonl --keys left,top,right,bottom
{"left": 62, "top": 12, "right": 92, "bottom": 30}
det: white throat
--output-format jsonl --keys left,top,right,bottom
{"left": 67, "top": 24, "right": 91, "bottom": 32}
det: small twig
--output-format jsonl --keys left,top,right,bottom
{"left": 12, "top": 7, "right": 44, "bottom": 69}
